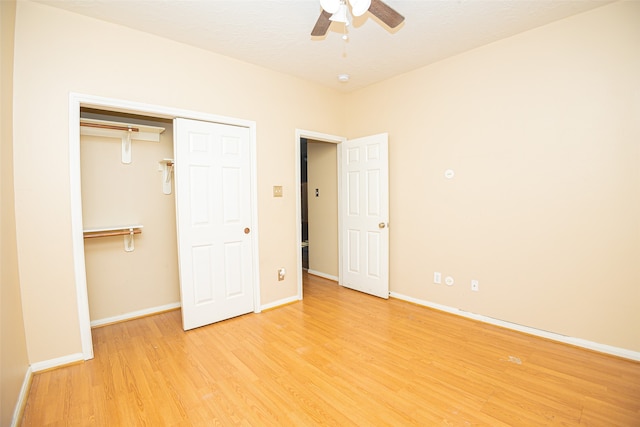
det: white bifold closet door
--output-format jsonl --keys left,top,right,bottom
{"left": 174, "top": 118, "right": 254, "bottom": 330}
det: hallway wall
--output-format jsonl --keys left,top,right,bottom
{"left": 307, "top": 141, "right": 338, "bottom": 277}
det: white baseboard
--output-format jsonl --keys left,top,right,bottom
{"left": 390, "top": 292, "right": 640, "bottom": 362}
{"left": 30, "top": 352, "right": 84, "bottom": 373}
{"left": 11, "top": 366, "right": 33, "bottom": 427}
{"left": 261, "top": 295, "right": 300, "bottom": 311}
{"left": 307, "top": 270, "right": 338, "bottom": 282}
{"left": 90, "top": 302, "right": 181, "bottom": 328}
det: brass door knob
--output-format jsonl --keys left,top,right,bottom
{"left": 379, "top": 222, "right": 386, "bottom": 229}
{"left": 244, "top": 227, "right": 251, "bottom": 234}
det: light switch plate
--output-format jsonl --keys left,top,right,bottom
{"left": 273, "top": 185, "right": 283, "bottom": 197}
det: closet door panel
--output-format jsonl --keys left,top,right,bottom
{"left": 175, "top": 118, "right": 254, "bottom": 330}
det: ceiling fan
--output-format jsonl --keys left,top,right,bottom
{"left": 311, "top": 0, "right": 405, "bottom": 37}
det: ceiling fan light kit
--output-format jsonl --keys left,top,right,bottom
{"left": 329, "top": 3, "right": 350, "bottom": 24}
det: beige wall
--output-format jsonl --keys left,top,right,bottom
{"left": 345, "top": 1, "right": 640, "bottom": 352}
{"left": 1, "top": 0, "right": 31, "bottom": 425}
{"left": 80, "top": 111, "right": 179, "bottom": 322}
{"left": 12, "top": 0, "right": 345, "bottom": 364}
{"left": 10, "top": 0, "right": 640, "bottom": 369}
{"left": 307, "top": 141, "right": 338, "bottom": 277}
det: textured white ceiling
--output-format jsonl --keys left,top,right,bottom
{"left": 36, "top": 0, "right": 614, "bottom": 92}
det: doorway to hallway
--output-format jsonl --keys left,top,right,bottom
{"left": 299, "top": 138, "right": 338, "bottom": 277}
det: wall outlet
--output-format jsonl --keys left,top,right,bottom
{"left": 273, "top": 185, "right": 283, "bottom": 197}
{"left": 471, "top": 279, "right": 479, "bottom": 292}
{"left": 277, "top": 268, "right": 285, "bottom": 281}
{"left": 433, "top": 272, "right": 442, "bottom": 284}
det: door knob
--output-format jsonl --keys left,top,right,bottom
{"left": 378, "top": 222, "right": 386, "bottom": 229}
{"left": 244, "top": 227, "right": 250, "bottom": 234}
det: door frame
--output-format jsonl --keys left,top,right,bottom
{"left": 70, "top": 93, "right": 260, "bottom": 360}
{"left": 294, "top": 129, "right": 345, "bottom": 299}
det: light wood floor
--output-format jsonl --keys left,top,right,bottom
{"left": 22, "top": 273, "right": 640, "bottom": 426}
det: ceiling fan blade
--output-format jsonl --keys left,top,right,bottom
{"left": 368, "top": 0, "right": 405, "bottom": 29}
{"left": 311, "top": 10, "right": 332, "bottom": 36}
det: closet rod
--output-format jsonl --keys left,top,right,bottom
{"left": 80, "top": 122, "right": 140, "bottom": 132}
{"left": 84, "top": 229, "right": 142, "bottom": 239}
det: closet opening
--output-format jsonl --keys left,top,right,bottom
{"left": 79, "top": 108, "right": 180, "bottom": 329}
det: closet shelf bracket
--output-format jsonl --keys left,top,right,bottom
{"left": 158, "top": 159, "right": 174, "bottom": 195}
{"left": 122, "top": 130, "right": 133, "bottom": 164}
{"left": 83, "top": 225, "right": 143, "bottom": 252}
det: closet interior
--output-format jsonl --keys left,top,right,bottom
{"left": 79, "top": 108, "right": 180, "bottom": 326}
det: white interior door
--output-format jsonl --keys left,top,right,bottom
{"left": 340, "top": 133, "right": 389, "bottom": 298}
{"left": 175, "top": 118, "right": 254, "bottom": 330}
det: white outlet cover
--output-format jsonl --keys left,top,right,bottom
{"left": 433, "top": 272, "right": 442, "bottom": 284}
{"left": 471, "top": 279, "right": 479, "bottom": 291}
{"left": 444, "top": 169, "right": 455, "bottom": 179}
{"left": 445, "top": 276, "right": 454, "bottom": 286}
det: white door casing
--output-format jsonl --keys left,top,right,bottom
{"left": 175, "top": 118, "right": 255, "bottom": 330}
{"left": 340, "top": 133, "right": 389, "bottom": 299}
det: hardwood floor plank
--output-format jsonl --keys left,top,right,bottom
{"left": 21, "top": 273, "right": 640, "bottom": 426}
